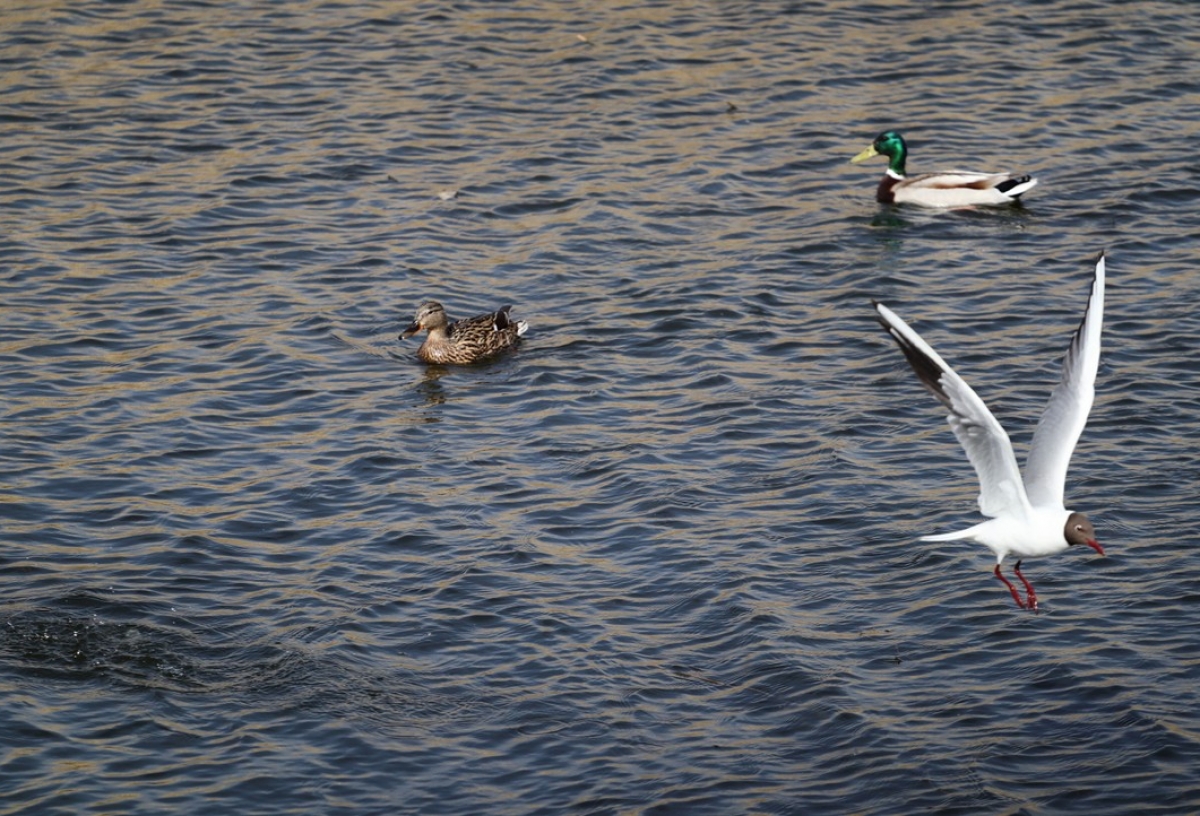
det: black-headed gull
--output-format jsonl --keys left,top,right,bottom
{"left": 874, "top": 254, "right": 1107, "bottom": 610}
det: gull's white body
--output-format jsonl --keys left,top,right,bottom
{"left": 875, "top": 255, "right": 1106, "bottom": 569}
{"left": 920, "top": 507, "right": 1075, "bottom": 562}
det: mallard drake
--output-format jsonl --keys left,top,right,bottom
{"left": 400, "top": 301, "right": 528, "bottom": 364}
{"left": 850, "top": 130, "right": 1037, "bottom": 207}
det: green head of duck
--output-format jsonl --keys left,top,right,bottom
{"left": 851, "top": 130, "right": 909, "bottom": 177}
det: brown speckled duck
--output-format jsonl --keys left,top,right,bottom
{"left": 400, "top": 301, "right": 528, "bottom": 364}
{"left": 850, "top": 130, "right": 1037, "bottom": 208}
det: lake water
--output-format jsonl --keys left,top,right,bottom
{"left": 3, "top": 1, "right": 1200, "bottom": 813}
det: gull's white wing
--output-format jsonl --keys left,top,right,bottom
{"left": 875, "top": 302, "right": 1031, "bottom": 519}
{"left": 1023, "top": 253, "right": 1106, "bottom": 509}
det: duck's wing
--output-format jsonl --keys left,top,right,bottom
{"left": 448, "top": 306, "right": 512, "bottom": 337}
{"left": 875, "top": 302, "right": 1031, "bottom": 519}
{"left": 446, "top": 305, "right": 527, "bottom": 359}
{"left": 904, "top": 170, "right": 1001, "bottom": 186}
{"left": 1023, "top": 253, "right": 1106, "bottom": 509}
{"left": 893, "top": 171, "right": 1037, "bottom": 206}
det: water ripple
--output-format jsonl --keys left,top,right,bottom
{"left": 2, "top": 0, "right": 1200, "bottom": 813}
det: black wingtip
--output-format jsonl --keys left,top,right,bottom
{"left": 874, "top": 304, "right": 955, "bottom": 411}
{"left": 1057, "top": 252, "right": 1106, "bottom": 378}
{"left": 894, "top": 332, "right": 953, "bottom": 409}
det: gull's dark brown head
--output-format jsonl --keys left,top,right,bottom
{"left": 1065, "top": 511, "right": 1104, "bottom": 556}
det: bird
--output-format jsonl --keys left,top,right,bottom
{"left": 850, "top": 130, "right": 1038, "bottom": 208}
{"left": 399, "top": 301, "right": 528, "bottom": 364}
{"left": 873, "top": 253, "right": 1107, "bottom": 610}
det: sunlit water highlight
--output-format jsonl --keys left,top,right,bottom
{"left": 3, "top": 1, "right": 1200, "bottom": 814}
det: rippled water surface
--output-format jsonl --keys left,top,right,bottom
{"left": 4, "top": 1, "right": 1200, "bottom": 813}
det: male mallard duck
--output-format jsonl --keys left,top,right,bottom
{"left": 850, "top": 130, "right": 1037, "bottom": 207}
{"left": 400, "top": 301, "right": 528, "bottom": 364}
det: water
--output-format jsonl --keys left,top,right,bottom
{"left": 3, "top": 0, "right": 1199, "bottom": 813}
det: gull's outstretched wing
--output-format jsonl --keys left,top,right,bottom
{"left": 875, "top": 301, "right": 1030, "bottom": 520}
{"left": 1023, "top": 253, "right": 1106, "bottom": 508}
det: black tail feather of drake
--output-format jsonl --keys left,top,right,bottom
{"left": 995, "top": 174, "right": 1034, "bottom": 195}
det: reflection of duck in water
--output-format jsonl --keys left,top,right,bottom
{"left": 851, "top": 130, "right": 1037, "bottom": 207}
{"left": 400, "top": 301, "right": 528, "bottom": 364}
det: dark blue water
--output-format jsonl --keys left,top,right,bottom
{"left": 3, "top": 0, "right": 1199, "bottom": 813}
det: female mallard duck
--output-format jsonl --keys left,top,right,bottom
{"left": 850, "top": 130, "right": 1037, "bottom": 208}
{"left": 400, "top": 300, "right": 528, "bottom": 364}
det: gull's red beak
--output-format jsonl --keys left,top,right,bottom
{"left": 1087, "top": 539, "right": 1105, "bottom": 556}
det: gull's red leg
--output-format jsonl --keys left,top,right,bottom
{"left": 994, "top": 563, "right": 1026, "bottom": 609}
{"left": 1014, "top": 560, "right": 1038, "bottom": 612}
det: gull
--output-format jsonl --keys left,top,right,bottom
{"left": 874, "top": 254, "right": 1107, "bottom": 610}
